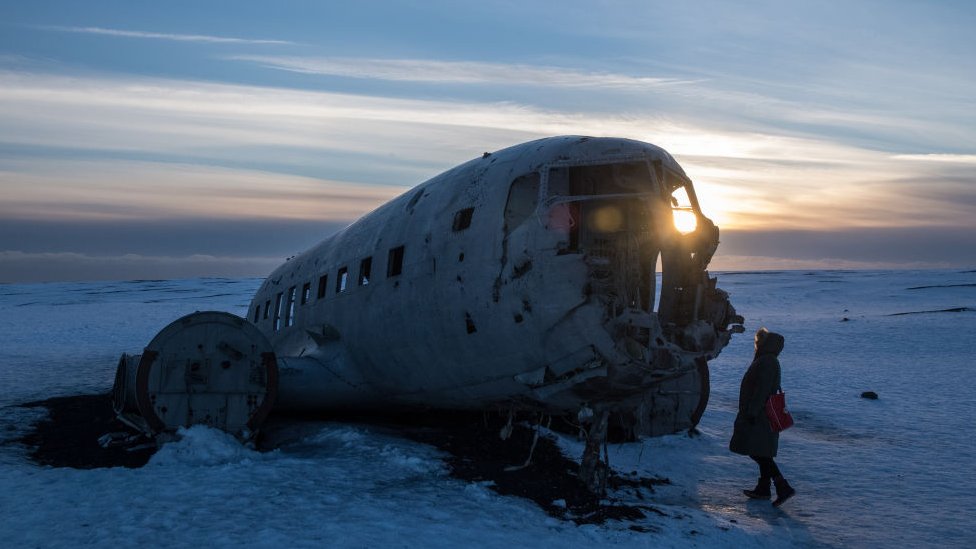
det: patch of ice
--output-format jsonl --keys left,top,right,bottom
{"left": 377, "top": 443, "right": 445, "bottom": 475}
{"left": 148, "top": 425, "right": 265, "bottom": 467}
{"left": 462, "top": 481, "right": 496, "bottom": 501}
{"left": 304, "top": 424, "right": 368, "bottom": 445}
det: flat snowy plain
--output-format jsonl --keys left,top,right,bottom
{"left": 1, "top": 269, "right": 973, "bottom": 548}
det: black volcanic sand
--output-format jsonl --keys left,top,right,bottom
{"left": 13, "top": 394, "right": 670, "bottom": 527}
{"left": 388, "top": 412, "right": 671, "bottom": 528}
{"left": 15, "top": 394, "right": 155, "bottom": 469}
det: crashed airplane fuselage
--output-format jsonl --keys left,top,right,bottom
{"left": 114, "top": 136, "right": 742, "bottom": 478}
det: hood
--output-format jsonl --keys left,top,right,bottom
{"left": 757, "top": 332, "right": 785, "bottom": 357}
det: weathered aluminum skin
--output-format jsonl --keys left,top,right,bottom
{"left": 250, "top": 136, "right": 742, "bottom": 437}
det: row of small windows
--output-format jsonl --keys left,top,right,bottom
{"left": 253, "top": 245, "right": 406, "bottom": 331}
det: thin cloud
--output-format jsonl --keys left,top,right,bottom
{"left": 40, "top": 26, "right": 293, "bottom": 45}
{"left": 2, "top": 70, "right": 974, "bottom": 233}
{"left": 711, "top": 254, "right": 953, "bottom": 272}
{"left": 0, "top": 158, "right": 407, "bottom": 223}
{"left": 890, "top": 154, "right": 976, "bottom": 164}
{"left": 228, "top": 55, "right": 694, "bottom": 89}
{"left": 0, "top": 250, "right": 283, "bottom": 283}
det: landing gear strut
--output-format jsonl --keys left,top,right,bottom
{"left": 579, "top": 409, "right": 610, "bottom": 494}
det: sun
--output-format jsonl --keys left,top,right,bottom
{"left": 672, "top": 209, "right": 698, "bottom": 234}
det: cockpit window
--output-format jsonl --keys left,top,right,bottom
{"left": 546, "top": 162, "right": 656, "bottom": 254}
{"left": 504, "top": 172, "right": 540, "bottom": 231}
{"left": 667, "top": 170, "right": 699, "bottom": 234}
{"left": 562, "top": 162, "right": 652, "bottom": 196}
{"left": 671, "top": 189, "right": 697, "bottom": 234}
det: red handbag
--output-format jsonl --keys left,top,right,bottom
{"left": 765, "top": 390, "right": 794, "bottom": 432}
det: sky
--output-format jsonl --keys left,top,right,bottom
{"left": 1, "top": 0, "right": 974, "bottom": 282}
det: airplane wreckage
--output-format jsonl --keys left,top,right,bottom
{"left": 112, "top": 136, "right": 744, "bottom": 491}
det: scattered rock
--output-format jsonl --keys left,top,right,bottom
{"left": 861, "top": 391, "right": 879, "bottom": 400}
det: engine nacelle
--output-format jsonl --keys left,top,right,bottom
{"left": 113, "top": 311, "right": 278, "bottom": 441}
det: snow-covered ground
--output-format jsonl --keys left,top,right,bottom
{"left": 1, "top": 270, "right": 973, "bottom": 547}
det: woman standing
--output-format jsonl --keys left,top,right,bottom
{"left": 730, "top": 327, "right": 796, "bottom": 507}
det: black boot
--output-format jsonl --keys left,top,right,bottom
{"left": 772, "top": 476, "right": 795, "bottom": 507}
{"left": 743, "top": 477, "right": 771, "bottom": 499}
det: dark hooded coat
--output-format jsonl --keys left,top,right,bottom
{"left": 729, "top": 332, "right": 784, "bottom": 457}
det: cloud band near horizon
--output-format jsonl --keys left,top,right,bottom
{"left": 2, "top": 69, "right": 974, "bottom": 234}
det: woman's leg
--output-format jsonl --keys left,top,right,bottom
{"left": 750, "top": 456, "right": 780, "bottom": 479}
{"left": 747, "top": 456, "right": 793, "bottom": 504}
{"left": 744, "top": 456, "right": 773, "bottom": 498}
